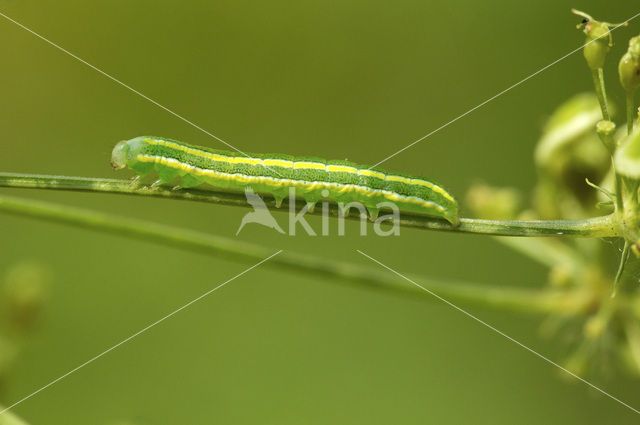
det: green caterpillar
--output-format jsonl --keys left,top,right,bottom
{"left": 111, "top": 136, "right": 459, "bottom": 224}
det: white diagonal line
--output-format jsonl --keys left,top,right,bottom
{"left": 0, "top": 250, "right": 282, "bottom": 416}
{"left": 369, "top": 11, "right": 640, "bottom": 169}
{"left": 356, "top": 249, "right": 640, "bottom": 415}
{"left": 0, "top": 11, "right": 285, "bottom": 177}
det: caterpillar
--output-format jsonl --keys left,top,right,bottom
{"left": 111, "top": 136, "right": 459, "bottom": 224}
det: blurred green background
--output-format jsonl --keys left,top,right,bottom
{"left": 1, "top": 0, "right": 639, "bottom": 423}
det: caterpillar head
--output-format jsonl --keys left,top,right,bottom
{"left": 110, "top": 140, "right": 130, "bottom": 170}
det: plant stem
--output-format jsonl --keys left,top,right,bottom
{"left": 612, "top": 240, "right": 631, "bottom": 297}
{"left": 615, "top": 170, "right": 625, "bottom": 211}
{"left": 0, "top": 173, "right": 621, "bottom": 237}
{"left": 456, "top": 215, "right": 616, "bottom": 237}
{"left": 627, "top": 91, "right": 636, "bottom": 135}
{"left": 592, "top": 68, "right": 611, "bottom": 121}
{"left": 0, "top": 193, "right": 593, "bottom": 314}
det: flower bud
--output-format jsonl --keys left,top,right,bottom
{"left": 583, "top": 23, "right": 611, "bottom": 70}
{"left": 619, "top": 35, "right": 640, "bottom": 93}
{"left": 572, "top": 9, "right": 625, "bottom": 70}
{"left": 596, "top": 120, "right": 617, "bottom": 151}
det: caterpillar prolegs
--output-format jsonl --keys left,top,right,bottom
{"left": 111, "top": 136, "right": 459, "bottom": 224}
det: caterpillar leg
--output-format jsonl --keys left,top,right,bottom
{"left": 273, "top": 195, "right": 285, "bottom": 208}
{"left": 272, "top": 186, "right": 289, "bottom": 208}
{"left": 181, "top": 174, "right": 205, "bottom": 188}
{"left": 156, "top": 163, "right": 182, "bottom": 183}
{"left": 366, "top": 206, "right": 379, "bottom": 221}
{"left": 129, "top": 175, "right": 142, "bottom": 187}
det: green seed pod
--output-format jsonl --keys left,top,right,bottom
{"left": 619, "top": 36, "right": 640, "bottom": 93}
{"left": 572, "top": 9, "right": 626, "bottom": 70}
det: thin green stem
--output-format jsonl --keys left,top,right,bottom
{"left": 596, "top": 137, "right": 623, "bottom": 212}
{"left": 612, "top": 240, "right": 631, "bottom": 298}
{"left": 615, "top": 171, "right": 625, "bottom": 212}
{"left": 456, "top": 215, "right": 616, "bottom": 237}
{"left": 592, "top": 68, "right": 611, "bottom": 121}
{"left": 0, "top": 173, "right": 621, "bottom": 237}
{"left": 0, "top": 193, "right": 594, "bottom": 314}
{"left": 627, "top": 91, "right": 636, "bottom": 135}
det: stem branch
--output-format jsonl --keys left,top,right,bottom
{"left": 0, "top": 193, "right": 593, "bottom": 315}
{"left": 627, "top": 92, "right": 635, "bottom": 135}
{"left": 612, "top": 240, "right": 631, "bottom": 297}
{"left": 0, "top": 173, "right": 621, "bottom": 238}
{"left": 592, "top": 68, "right": 611, "bottom": 121}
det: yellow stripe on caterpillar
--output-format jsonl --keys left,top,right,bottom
{"left": 293, "top": 161, "right": 326, "bottom": 170}
{"left": 135, "top": 154, "right": 447, "bottom": 214}
{"left": 358, "top": 169, "right": 386, "bottom": 180}
{"left": 326, "top": 165, "right": 358, "bottom": 174}
{"left": 263, "top": 159, "right": 294, "bottom": 168}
